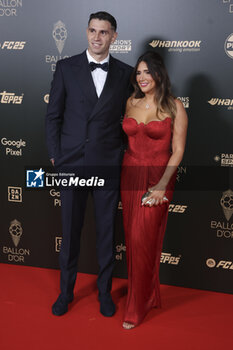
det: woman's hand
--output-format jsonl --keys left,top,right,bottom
{"left": 142, "top": 184, "right": 168, "bottom": 207}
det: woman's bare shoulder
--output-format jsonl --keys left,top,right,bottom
{"left": 127, "top": 96, "right": 140, "bottom": 107}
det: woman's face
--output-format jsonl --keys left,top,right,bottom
{"left": 136, "top": 61, "right": 156, "bottom": 94}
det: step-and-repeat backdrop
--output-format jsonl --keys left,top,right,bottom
{"left": 0, "top": 0, "right": 232, "bottom": 294}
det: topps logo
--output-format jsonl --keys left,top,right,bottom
{"left": 0, "top": 41, "right": 26, "bottom": 50}
{"left": 160, "top": 253, "right": 181, "bottom": 265}
{"left": 0, "top": 91, "right": 24, "bottom": 104}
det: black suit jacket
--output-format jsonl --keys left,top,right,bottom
{"left": 46, "top": 51, "right": 132, "bottom": 168}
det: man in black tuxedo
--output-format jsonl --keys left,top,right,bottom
{"left": 46, "top": 12, "right": 132, "bottom": 317}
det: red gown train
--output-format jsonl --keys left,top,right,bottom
{"left": 121, "top": 116, "right": 176, "bottom": 326}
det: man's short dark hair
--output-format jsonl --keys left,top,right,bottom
{"left": 88, "top": 11, "right": 117, "bottom": 31}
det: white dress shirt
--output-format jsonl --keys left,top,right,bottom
{"left": 86, "top": 49, "right": 109, "bottom": 98}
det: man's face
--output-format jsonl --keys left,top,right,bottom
{"left": 86, "top": 19, "right": 117, "bottom": 60}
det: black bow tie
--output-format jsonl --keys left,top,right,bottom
{"left": 89, "top": 62, "right": 109, "bottom": 72}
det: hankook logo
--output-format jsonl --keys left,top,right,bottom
{"left": 208, "top": 98, "right": 233, "bottom": 109}
{"left": 149, "top": 40, "right": 201, "bottom": 52}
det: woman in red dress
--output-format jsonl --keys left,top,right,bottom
{"left": 121, "top": 51, "right": 188, "bottom": 329}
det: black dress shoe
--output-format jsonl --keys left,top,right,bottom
{"left": 52, "top": 294, "right": 73, "bottom": 316}
{"left": 98, "top": 294, "right": 116, "bottom": 317}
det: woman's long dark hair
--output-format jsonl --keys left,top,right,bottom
{"left": 131, "top": 51, "right": 176, "bottom": 119}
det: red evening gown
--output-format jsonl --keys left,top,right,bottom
{"left": 121, "top": 116, "right": 176, "bottom": 326}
